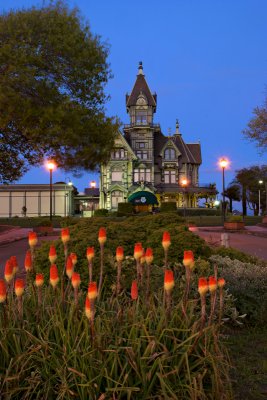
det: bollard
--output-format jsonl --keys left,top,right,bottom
{"left": 221, "top": 233, "right": 229, "bottom": 248}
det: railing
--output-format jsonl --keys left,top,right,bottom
{"left": 124, "top": 123, "right": 160, "bottom": 129}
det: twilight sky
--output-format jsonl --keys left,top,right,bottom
{"left": 2, "top": 0, "right": 267, "bottom": 199}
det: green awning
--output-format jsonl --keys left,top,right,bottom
{"left": 128, "top": 191, "right": 158, "bottom": 205}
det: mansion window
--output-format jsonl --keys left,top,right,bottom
{"left": 134, "top": 168, "right": 151, "bottom": 183}
{"left": 136, "top": 142, "right": 146, "bottom": 148}
{"left": 164, "top": 148, "right": 176, "bottom": 160}
{"left": 111, "top": 148, "right": 126, "bottom": 159}
{"left": 136, "top": 150, "right": 148, "bottom": 160}
{"left": 111, "top": 168, "right": 123, "bottom": 182}
{"left": 111, "top": 190, "right": 124, "bottom": 208}
{"left": 164, "top": 170, "right": 176, "bottom": 184}
{"left": 136, "top": 110, "right": 147, "bottom": 125}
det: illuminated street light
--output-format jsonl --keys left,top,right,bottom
{"left": 47, "top": 161, "right": 56, "bottom": 221}
{"left": 90, "top": 180, "right": 96, "bottom": 188}
{"left": 259, "top": 180, "right": 263, "bottom": 216}
{"left": 180, "top": 178, "right": 188, "bottom": 218}
{"left": 219, "top": 158, "right": 229, "bottom": 224}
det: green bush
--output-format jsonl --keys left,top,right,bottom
{"left": 160, "top": 202, "right": 177, "bottom": 212}
{"left": 117, "top": 202, "right": 133, "bottom": 216}
{"left": 94, "top": 208, "right": 109, "bottom": 217}
{"left": 227, "top": 215, "right": 243, "bottom": 222}
{"left": 36, "top": 218, "right": 53, "bottom": 227}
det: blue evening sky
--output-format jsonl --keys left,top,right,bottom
{"left": 2, "top": 0, "right": 267, "bottom": 201}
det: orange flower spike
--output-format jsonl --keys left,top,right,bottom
{"left": 61, "top": 227, "right": 70, "bottom": 244}
{"left": 71, "top": 272, "right": 81, "bottom": 289}
{"left": 183, "top": 250, "right": 195, "bottom": 269}
{"left": 86, "top": 247, "right": 95, "bottom": 261}
{"left": 198, "top": 277, "right": 209, "bottom": 297}
{"left": 0, "top": 279, "right": 7, "bottom": 303}
{"left": 134, "top": 242, "right": 143, "bottom": 260}
{"left": 164, "top": 270, "right": 175, "bottom": 292}
{"left": 208, "top": 276, "right": 217, "bottom": 293}
{"left": 66, "top": 256, "right": 74, "bottom": 279}
{"left": 24, "top": 250, "right": 32, "bottom": 272}
{"left": 88, "top": 282, "right": 98, "bottom": 300}
{"left": 35, "top": 273, "right": 44, "bottom": 287}
{"left": 98, "top": 227, "right": 107, "bottom": 245}
{"left": 28, "top": 231, "right": 38, "bottom": 248}
{"left": 131, "top": 280, "right": 138, "bottom": 300}
{"left": 50, "top": 264, "right": 59, "bottom": 288}
{"left": 140, "top": 249, "right": 146, "bottom": 265}
{"left": 116, "top": 246, "right": 124, "bottom": 262}
{"left": 10, "top": 256, "right": 19, "bottom": 275}
{"left": 85, "top": 297, "right": 93, "bottom": 320}
{"left": 70, "top": 252, "right": 78, "bottom": 266}
{"left": 15, "top": 279, "right": 25, "bottom": 297}
{"left": 4, "top": 260, "right": 13, "bottom": 283}
{"left": 145, "top": 248, "right": 154, "bottom": 265}
{"left": 162, "top": 231, "right": 171, "bottom": 251}
{"left": 48, "top": 245, "right": 57, "bottom": 264}
{"left": 218, "top": 278, "right": 226, "bottom": 288}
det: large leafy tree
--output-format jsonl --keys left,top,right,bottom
{"left": 223, "top": 184, "right": 241, "bottom": 213}
{"left": 233, "top": 165, "right": 267, "bottom": 215}
{"left": 0, "top": 1, "right": 119, "bottom": 183}
{"left": 243, "top": 96, "right": 267, "bottom": 152}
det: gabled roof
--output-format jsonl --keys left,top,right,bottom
{"left": 114, "top": 131, "right": 137, "bottom": 160}
{"left": 126, "top": 62, "right": 157, "bottom": 108}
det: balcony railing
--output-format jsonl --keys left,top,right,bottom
{"left": 124, "top": 123, "right": 161, "bottom": 129}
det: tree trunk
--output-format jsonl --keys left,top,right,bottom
{"left": 242, "top": 185, "right": 247, "bottom": 216}
{"left": 229, "top": 199, "right": 233, "bottom": 213}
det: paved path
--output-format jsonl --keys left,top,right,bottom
{"left": 190, "top": 226, "right": 267, "bottom": 261}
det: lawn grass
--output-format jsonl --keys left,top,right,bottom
{"left": 226, "top": 327, "right": 267, "bottom": 399}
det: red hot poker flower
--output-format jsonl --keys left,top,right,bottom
{"left": 183, "top": 250, "right": 195, "bottom": 269}
{"left": 164, "top": 270, "right": 175, "bottom": 292}
{"left": 162, "top": 231, "right": 171, "bottom": 251}
{"left": 131, "top": 280, "right": 138, "bottom": 300}
{"left": 4, "top": 260, "right": 13, "bottom": 282}
{"left": 66, "top": 256, "right": 74, "bottom": 279}
{"left": 50, "top": 264, "right": 59, "bottom": 288}
{"left": 116, "top": 246, "right": 124, "bottom": 262}
{"left": 86, "top": 247, "right": 95, "bottom": 261}
{"left": 145, "top": 248, "right": 154, "bottom": 265}
{"left": 208, "top": 276, "right": 217, "bottom": 292}
{"left": 98, "top": 227, "right": 107, "bottom": 245}
{"left": 28, "top": 232, "right": 38, "bottom": 248}
{"left": 134, "top": 243, "right": 143, "bottom": 260}
{"left": 70, "top": 253, "right": 78, "bottom": 266}
{"left": 0, "top": 279, "right": 7, "bottom": 303}
{"left": 218, "top": 278, "right": 226, "bottom": 288}
{"left": 88, "top": 282, "right": 98, "bottom": 300}
{"left": 15, "top": 279, "right": 25, "bottom": 297}
{"left": 10, "top": 256, "right": 19, "bottom": 275}
{"left": 35, "top": 273, "right": 44, "bottom": 287}
{"left": 85, "top": 297, "right": 93, "bottom": 320}
{"left": 49, "top": 245, "right": 57, "bottom": 264}
{"left": 140, "top": 249, "right": 146, "bottom": 265}
{"left": 24, "top": 250, "right": 32, "bottom": 272}
{"left": 61, "top": 228, "right": 70, "bottom": 244}
{"left": 71, "top": 272, "right": 81, "bottom": 289}
{"left": 198, "top": 277, "right": 209, "bottom": 296}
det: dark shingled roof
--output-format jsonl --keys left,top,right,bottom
{"left": 187, "top": 143, "right": 202, "bottom": 164}
{"left": 84, "top": 188, "right": 100, "bottom": 196}
{"left": 126, "top": 74, "right": 157, "bottom": 108}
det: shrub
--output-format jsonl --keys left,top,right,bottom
{"left": 36, "top": 218, "right": 52, "bottom": 227}
{"left": 227, "top": 215, "right": 243, "bottom": 222}
{"left": 160, "top": 202, "right": 177, "bottom": 212}
{"left": 94, "top": 208, "right": 109, "bottom": 216}
{"left": 210, "top": 255, "right": 267, "bottom": 325}
{"left": 117, "top": 202, "right": 133, "bottom": 216}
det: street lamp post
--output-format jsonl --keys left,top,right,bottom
{"left": 259, "top": 180, "right": 263, "bottom": 216}
{"left": 219, "top": 158, "right": 228, "bottom": 224}
{"left": 47, "top": 161, "right": 56, "bottom": 221}
{"left": 181, "top": 178, "right": 188, "bottom": 218}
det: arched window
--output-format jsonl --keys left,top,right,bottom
{"left": 111, "top": 190, "right": 123, "bottom": 208}
{"left": 164, "top": 148, "right": 175, "bottom": 160}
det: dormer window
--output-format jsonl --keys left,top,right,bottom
{"left": 164, "top": 148, "right": 175, "bottom": 160}
{"left": 111, "top": 148, "right": 126, "bottom": 159}
{"left": 136, "top": 110, "right": 147, "bottom": 125}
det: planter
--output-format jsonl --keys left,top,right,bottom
{"left": 224, "top": 221, "right": 245, "bottom": 231}
{"left": 33, "top": 226, "right": 54, "bottom": 234}
{"left": 262, "top": 216, "right": 267, "bottom": 224}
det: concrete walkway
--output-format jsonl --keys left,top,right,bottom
{"left": 190, "top": 225, "right": 267, "bottom": 261}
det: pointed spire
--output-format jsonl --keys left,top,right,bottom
{"left": 175, "top": 119, "right": 181, "bottom": 135}
{"left": 138, "top": 61, "right": 144, "bottom": 75}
